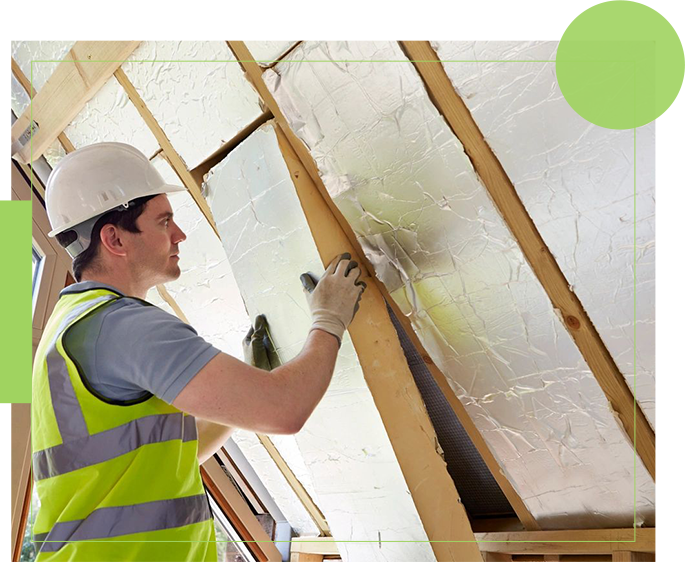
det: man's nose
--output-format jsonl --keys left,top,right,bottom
{"left": 172, "top": 224, "right": 187, "bottom": 244}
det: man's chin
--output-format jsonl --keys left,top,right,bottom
{"left": 160, "top": 265, "right": 182, "bottom": 284}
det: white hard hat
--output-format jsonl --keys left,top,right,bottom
{"left": 46, "top": 142, "right": 186, "bottom": 238}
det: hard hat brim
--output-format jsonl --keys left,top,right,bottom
{"left": 48, "top": 183, "right": 187, "bottom": 238}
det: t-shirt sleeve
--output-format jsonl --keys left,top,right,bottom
{"left": 89, "top": 298, "right": 221, "bottom": 403}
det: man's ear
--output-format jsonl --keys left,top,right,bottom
{"left": 99, "top": 224, "right": 127, "bottom": 258}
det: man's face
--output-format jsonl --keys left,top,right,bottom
{"left": 126, "top": 194, "right": 186, "bottom": 286}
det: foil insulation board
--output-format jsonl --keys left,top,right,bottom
{"left": 64, "top": 74, "right": 160, "bottom": 160}
{"left": 146, "top": 155, "right": 250, "bottom": 360}
{"left": 431, "top": 41, "right": 655, "bottom": 430}
{"left": 205, "top": 122, "right": 436, "bottom": 562}
{"left": 244, "top": 41, "right": 299, "bottom": 66}
{"left": 121, "top": 41, "right": 264, "bottom": 170}
{"left": 265, "top": 41, "right": 654, "bottom": 529}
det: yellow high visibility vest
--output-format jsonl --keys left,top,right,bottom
{"left": 31, "top": 287, "right": 217, "bottom": 561}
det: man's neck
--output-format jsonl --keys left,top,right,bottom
{"left": 80, "top": 273, "right": 149, "bottom": 300}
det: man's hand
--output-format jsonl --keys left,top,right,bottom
{"left": 300, "top": 253, "right": 367, "bottom": 345}
{"left": 243, "top": 314, "right": 281, "bottom": 371}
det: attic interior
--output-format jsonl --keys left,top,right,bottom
{"left": 11, "top": 40, "right": 655, "bottom": 562}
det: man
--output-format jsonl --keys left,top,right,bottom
{"left": 32, "top": 142, "right": 365, "bottom": 561}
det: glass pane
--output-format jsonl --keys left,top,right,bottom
{"left": 19, "top": 484, "right": 40, "bottom": 561}
{"left": 31, "top": 247, "right": 42, "bottom": 311}
{"left": 207, "top": 493, "right": 256, "bottom": 562}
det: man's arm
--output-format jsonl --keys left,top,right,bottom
{"left": 196, "top": 418, "right": 234, "bottom": 464}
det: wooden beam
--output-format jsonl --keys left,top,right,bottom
{"left": 257, "top": 435, "right": 330, "bottom": 537}
{"left": 12, "top": 57, "right": 76, "bottom": 155}
{"left": 399, "top": 40, "right": 655, "bottom": 481}
{"left": 202, "top": 459, "right": 282, "bottom": 562}
{"left": 112, "top": 67, "right": 219, "bottom": 238}
{"left": 226, "top": 39, "right": 539, "bottom": 533}
{"left": 189, "top": 111, "right": 273, "bottom": 187}
{"left": 476, "top": 528, "right": 655, "bottom": 555}
{"left": 482, "top": 554, "right": 512, "bottom": 562}
{"left": 273, "top": 123, "right": 482, "bottom": 562}
{"left": 290, "top": 537, "right": 339, "bottom": 556}
{"left": 510, "top": 554, "right": 611, "bottom": 562}
{"left": 11, "top": 42, "right": 139, "bottom": 164}
{"left": 290, "top": 554, "right": 323, "bottom": 562}
{"left": 262, "top": 41, "right": 303, "bottom": 70}
{"left": 612, "top": 552, "right": 655, "bottom": 562}
{"left": 154, "top": 284, "right": 190, "bottom": 323}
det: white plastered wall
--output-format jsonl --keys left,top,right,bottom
{"left": 205, "top": 122, "right": 436, "bottom": 562}
{"left": 264, "top": 40, "right": 655, "bottom": 529}
{"left": 431, "top": 41, "right": 656, "bottom": 429}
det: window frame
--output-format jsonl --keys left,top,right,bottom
{"left": 201, "top": 457, "right": 283, "bottom": 562}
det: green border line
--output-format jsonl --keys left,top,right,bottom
{"left": 24, "top": 50, "right": 644, "bottom": 548}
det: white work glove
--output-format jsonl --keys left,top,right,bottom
{"left": 300, "top": 253, "right": 367, "bottom": 345}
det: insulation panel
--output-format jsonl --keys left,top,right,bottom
{"left": 266, "top": 41, "right": 654, "bottom": 529}
{"left": 205, "top": 122, "right": 435, "bottom": 562}
{"left": 63, "top": 76, "right": 160, "bottom": 158}
{"left": 243, "top": 41, "right": 299, "bottom": 66}
{"left": 147, "top": 155, "right": 250, "bottom": 359}
{"left": 431, "top": 41, "right": 656, "bottom": 429}
{"left": 10, "top": 72, "right": 31, "bottom": 117}
{"left": 121, "top": 41, "right": 264, "bottom": 170}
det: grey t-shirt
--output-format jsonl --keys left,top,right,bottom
{"left": 61, "top": 281, "right": 221, "bottom": 404}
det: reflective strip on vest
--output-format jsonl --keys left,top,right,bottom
{"left": 33, "top": 493, "right": 212, "bottom": 553}
{"left": 33, "top": 413, "right": 198, "bottom": 481}
{"left": 45, "top": 296, "right": 116, "bottom": 441}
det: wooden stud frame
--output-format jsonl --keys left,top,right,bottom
{"left": 226, "top": 38, "right": 539, "bottom": 533}
{"left": 400, "top": 40, "right": 655, "bottom": 481}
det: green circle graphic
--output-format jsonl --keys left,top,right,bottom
{"left": 556, "top": 0, "right": 656, "bottom": 129}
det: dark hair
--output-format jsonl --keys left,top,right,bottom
{"left": 56, "top": 195, "right": 158, "bottom": 282}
